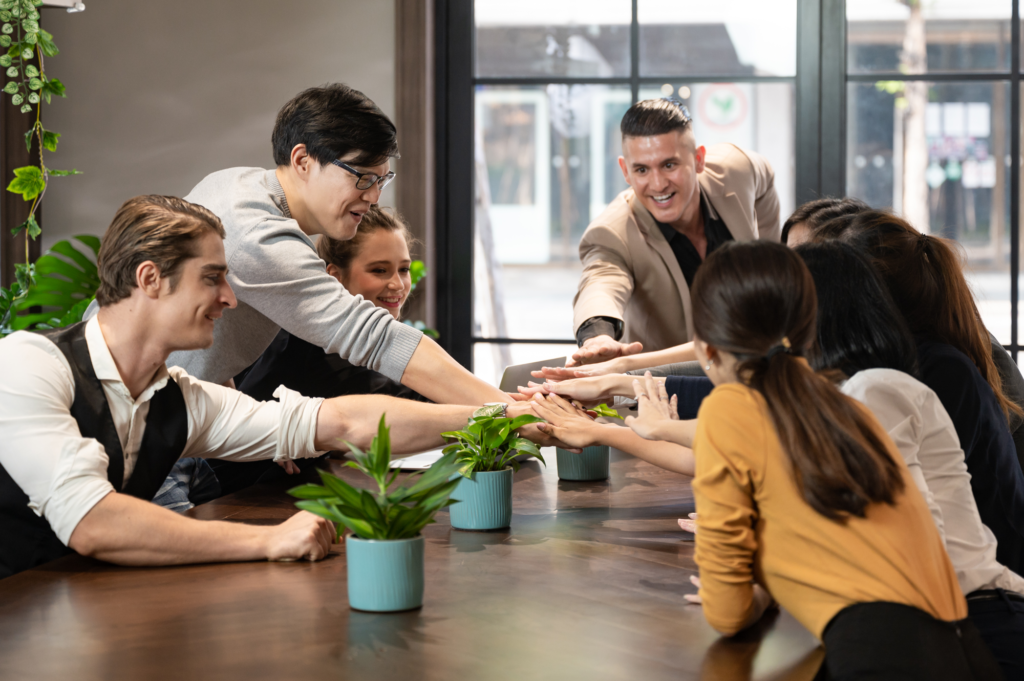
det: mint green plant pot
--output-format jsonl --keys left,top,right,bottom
{"left": 345, "top": 534, "right": 424, "bottom": 612}
{"left": 556, "top": 445, "right": 610, "bottom": 481}
{"left": 449, "top": 468, "right": 513, "bottom": 530}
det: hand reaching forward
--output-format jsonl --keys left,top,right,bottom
{"left": 566, "top": 335, "right": 644, "bottom": 367}
{"left": 625, "top": 371, "right": 678, "bottom": 441}
{"left": 531, "top": 393, "right": 604, "bottom": 450}
{"left": 516, "top": 375, "right": 625, "bottom": 407}
{"left": 531, "top": 355, "right": 627, "bottom": 381}
{"left": 265, "top": 511, "right": 336, "bottom": 562}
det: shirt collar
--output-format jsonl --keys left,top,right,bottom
{"left": 85, "top": 316, "right": 171, "bottom": 401}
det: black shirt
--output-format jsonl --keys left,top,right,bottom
{"left": 656, "top": 190, "right": 733, "bottom": 289}
{"left": 576, "top": 190, "right": 732, "bottom": 346}
{"left": 916, "top": 338, "right": 1024, "bottom": 575}
{"left": 235, "top": 329, "right": 428, "bottom": 403}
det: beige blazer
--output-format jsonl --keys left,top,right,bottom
{"left": 572, "top": 143, "right": 780, "bottom": 352}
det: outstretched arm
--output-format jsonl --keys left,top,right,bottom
{"left": 533, "top": 343, "right": 697, "bottom": 380}
{"left": 398, "top": 336, "right": 509, "bottom": 406}
{"left": 530, "top": 393, "right": 695, "bottom": 476}
{"left": 315, "top": 395, "right": 501, "bottom": 454}
{"left": 68, "top": 492, "right": 334, "bottom": 566}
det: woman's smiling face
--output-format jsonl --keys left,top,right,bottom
{"left": 328, "top": 228, "right": 412, "bottom": 319}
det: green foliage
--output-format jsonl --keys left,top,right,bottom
{"left": 7, "top": 164, "right": 42, "bottom": 200}
{"left": 410, "top": 259, "right": 426, "bottom": 290}
{"left": 0, "top": 2, "right": 74, "bottom": 257}
{"left": 403, "top": 318, "right": 439, "bottom": 340}
{"left": 441, "top": 411, "right": 545, "bottom": 477}
{"left": 10, "top": 212, "right": 38, "bottom": 238}
{"left": 590, "top": 403, "right": 623, "bottom": 420}
{"left": 0, "top": 271, "right": 26, "bottom": 337}
{"left": 0, "top": 236, "right": 99, "bottom": 336}
{"left": 288, "top": 415, "right": 464, "bottom": 540}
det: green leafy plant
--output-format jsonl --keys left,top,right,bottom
{"left": 288, "top": 415, "right": 464, "bottom": 540}
{"left": 441, "top": 408, "right": 545, "bottom": 477}
{"left": 0, "top": 1, "right": 79, "bottom": 331}
{"left": 403, "top": 259, "right": 440, "bottom": 339}
{"left": 590, "top": 403, "right": 623, "bottom": 420}
{"left": 1, "top": 235, "right": 98, "bottom": 337}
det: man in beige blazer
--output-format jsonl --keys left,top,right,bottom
{"left": 570, "top": 98, "right": 780, "bottom": 365}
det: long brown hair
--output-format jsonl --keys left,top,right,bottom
{"left": 316, "top": 205, "right": 414, "bottom": 271}
{"left": 814, "top": 210, "right": 1022, "bottom": 423}
{"left": 691, "top": 241, "right": 905, "bottom": 520}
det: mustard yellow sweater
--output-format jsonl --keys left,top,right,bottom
{"left": 692, "top": 382, "right": 966, "bottom": 638}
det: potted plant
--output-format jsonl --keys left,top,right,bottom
{"left": 441, "top": 405, "right": 544, "bottom": 530}
{"left": 555, "top": 403, "right": 619, "bottom": 482}
{"left": 288, "top": 415, "right": 462, "bottom": 613}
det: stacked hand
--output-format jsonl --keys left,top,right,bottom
{"left": 624, "top": 371, "right": 678, "bottom": 440}
{"left": 567, "top": 335, "right": 643, "bottom": 367}
{"left": 531, "top": 393, "right": 605, "bottom": 450}
{"left": 516, "top": 375, "right": 621, "bottom": 408}
{"left": 531, "top": 355, "right": 627, "bottom": 381}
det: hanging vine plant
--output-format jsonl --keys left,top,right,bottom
{"left": 0, "top": 0, "right": 81, "bottom": 337}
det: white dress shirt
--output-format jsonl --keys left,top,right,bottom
{"left": 0, "top": 317, "right": 324, "bottom": 545}
{"left": 843, "top": 368, "right": 1024, "bottom": 595}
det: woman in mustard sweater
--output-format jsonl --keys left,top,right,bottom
{"left": 622, "top": 241, "right": 1000, "bottom": 680}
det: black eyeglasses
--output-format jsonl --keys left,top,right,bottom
{"left": 331, "top": 160, "right": 396, "bottom": 191}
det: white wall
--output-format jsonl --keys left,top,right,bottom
{"left": 40, "top": 0, "right": 395, "bottom": 249}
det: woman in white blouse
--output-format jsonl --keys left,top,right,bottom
{"left": 795, "top": 241, "right": 1024, "bottom": 678}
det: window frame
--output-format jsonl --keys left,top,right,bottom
{"left": 435, "top": 0, "right": 1023, "bottom": 367}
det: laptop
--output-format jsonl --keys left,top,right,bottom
{"left": 497, "top": 356, "right": 569, "bottom": 393}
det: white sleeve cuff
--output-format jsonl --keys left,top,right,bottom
{"left": 272, "top": 385, "right": 324, "bottom": 462}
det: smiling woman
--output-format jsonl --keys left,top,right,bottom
{"left": 233, "top": 205, "right": 427, "bottom": 406}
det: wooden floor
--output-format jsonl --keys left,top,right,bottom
{"left": 0, "top": 449, "right": 823, "bottom": 681}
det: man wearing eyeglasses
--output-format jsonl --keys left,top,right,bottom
{"left": 565, "top": 97, "right": 780, "bottom": 370}
{"left": 152, "top": 84, "right": 537, "bottom": 496}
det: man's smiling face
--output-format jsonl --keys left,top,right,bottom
{"left": 303, "top": 154, "right": 389, "bottom": 241}
{"left": 618, "top": 130, "right": 705, "bottom": 226}
{"left": 159, "top": 230, "right": 236, "bottom": 351}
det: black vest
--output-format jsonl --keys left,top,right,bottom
{"left": 0, "top": 322, "right": 188, "bottom": 579}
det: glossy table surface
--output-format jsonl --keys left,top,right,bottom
{"left": 0, "top": 449, "right": 823, "bottom": 681}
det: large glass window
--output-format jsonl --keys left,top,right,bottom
{"left": 471, "top": 1, "right": 797, "bottom": 384}
{"left": 846, "top": 1, "right": 1016, "bottom": 345}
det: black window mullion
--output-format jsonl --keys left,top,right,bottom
{"left": 1012, "top": 0, "right": 1021, "bottom": 362}
{"left": 435, "top": 0, "right": 475, "bottom": 368}
{"left": 795, "top": 0, "right": 823, "bottom": 204}
{"left": 631, "top": 0, "right": 639, "bottom": 104}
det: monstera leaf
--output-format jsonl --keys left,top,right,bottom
{"left": 11, "top": 235, "right": 100, "bottom": 331}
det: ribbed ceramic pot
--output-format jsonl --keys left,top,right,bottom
{"left": 345, "top": 534, "right": 425, "bottom": 612}
{"left": 449, "top": 468, "right": 513, "bottom": 530}
{"left": 556, "top": 445, "right": 610, "bottom": 481}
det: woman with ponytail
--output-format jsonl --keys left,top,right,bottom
{"left": 627, "top": 241, "right": 998, "bottom": 679}
{"left": 814, "top": 211, "right": 1024, "bottom": 577}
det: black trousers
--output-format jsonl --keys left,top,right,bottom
{"left": 816, "top": 602, "right": 1004, "bottom": 681}
{"left": 967, "top": 589, "right": 1024, "bottom": 681}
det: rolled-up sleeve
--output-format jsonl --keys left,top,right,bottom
{"left": 0, "top": 333, "right": 115, "bottom": 545}
{"left": 173, "top": 369, "right": 324, "bottom": 462}
{"left": 692, "top": 387, "right": 762, "bottom": 635}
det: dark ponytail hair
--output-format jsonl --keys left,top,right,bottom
{"left": 814, "top": 210, "right": 1023, "bottom": 423}
{"left": 691, "top": 241, "right": 905, "bottom": 520}
{"left": 794, "top": 241, "right": 918, "bottom": 378}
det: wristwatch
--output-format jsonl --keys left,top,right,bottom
{"left": 474, "top": 402, "right": 508, "bottom": 419}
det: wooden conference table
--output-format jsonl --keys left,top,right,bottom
{"left": 0, "top": 449, "right": 823, "bottom": 681}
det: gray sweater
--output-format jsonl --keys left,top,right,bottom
{"left": 165, "top": 167, "right": 422, "bottom": 385}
